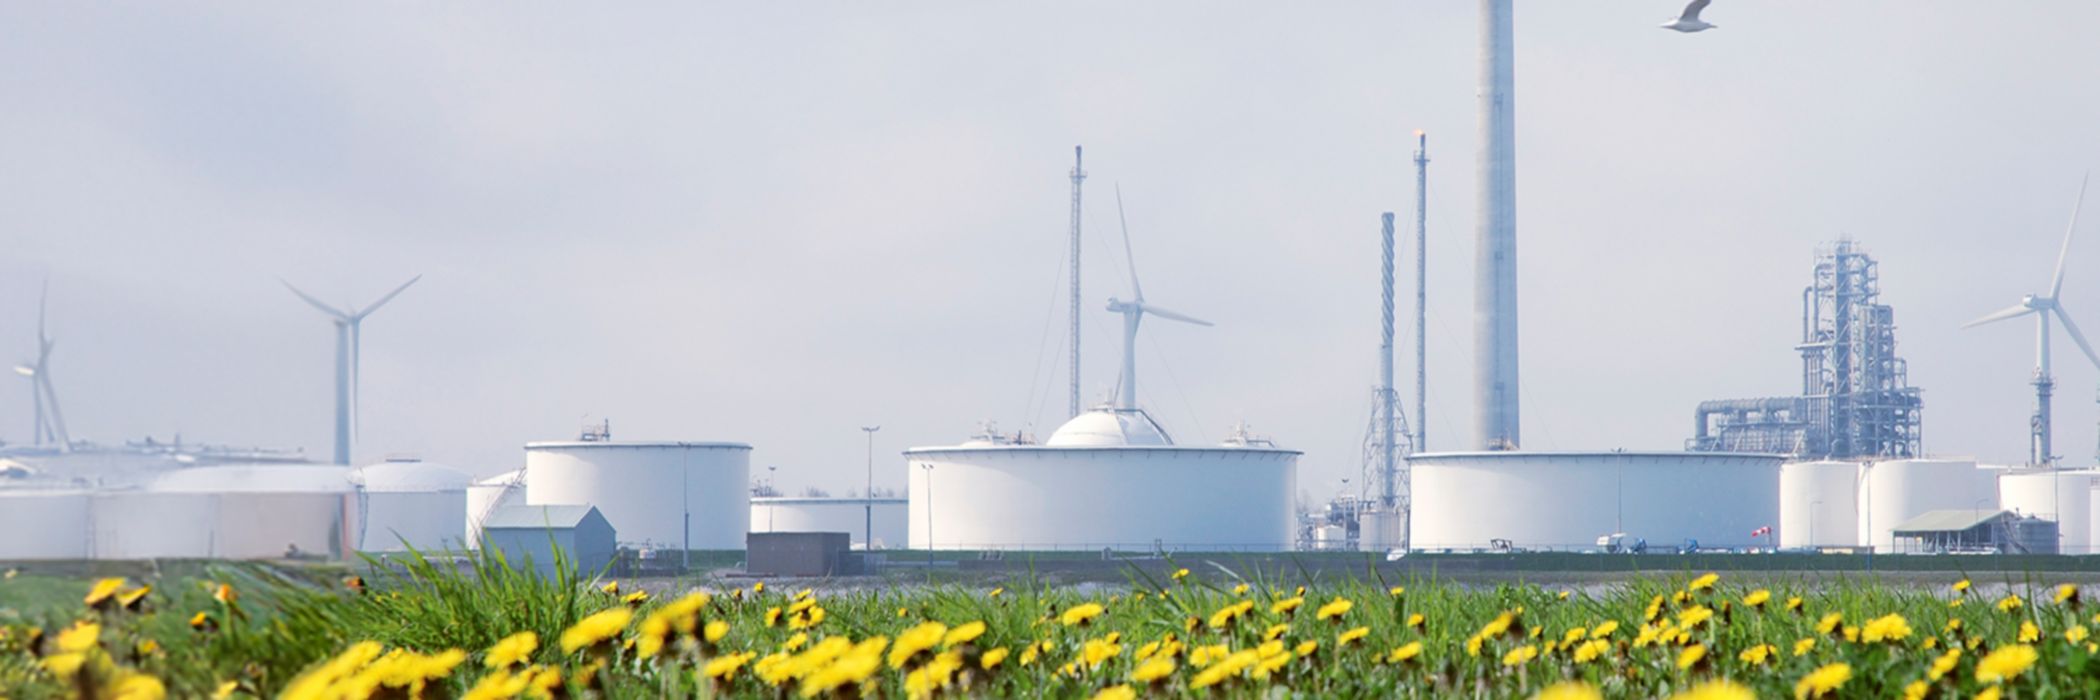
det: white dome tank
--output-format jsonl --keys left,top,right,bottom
{"left": 351, "top": 458, "right": 472, "bottom": 553}
{"left": 1778, "top": 461, "right": 1862, "bottom": 548}
{"left": 523, "top": 441, "right": 753, "bottom": 550}
{"left": 1408, "top": 451, "right": 1784, "bottom": 551}
{"left": 1998, "top": 468, "right": 2100, "bottom": 555}
{"left": 466, "top": 468, "right": 525, "bottom": 549}
{"left": 1858, "top": 458, "right": 1996, "bottom": 553}
{"left": 903, "top": 412, "right": 1299, "bottom": 551}
{"left": 0, "top": 489, "right": 91, "bottom": 559}
{"left": 749, "top": 497, "right": 908, "bottom": 549}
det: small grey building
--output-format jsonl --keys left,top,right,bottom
{"left": 1890, "top": 510, "right": 2059, "bottom": 555}
{"left": 480, "top": 505, "right": 617, "bottom": 578}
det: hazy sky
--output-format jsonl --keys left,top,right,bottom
{"left": 5, "top": 2, "right": 2100, "bottom": 500}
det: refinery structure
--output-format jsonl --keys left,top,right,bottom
{"left": 12, "top": 2, "right": 2100, "bottom": 566}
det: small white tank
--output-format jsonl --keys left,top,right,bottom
{"left": 352, "top": 458, "right": 472, "bottom": 553}
{"left": 1858, "top": 459, "right": 1996, "bottom": 553}
{"left": 1998, "top": 468, "right": 2100, "bottom": 555}
{"left": 1778, "top": 461, "right": 1862, "bottom": 548}
{"left": 466, "top": 469, "right": 525, "bottom": 549}
{"left": 0, "top": 489, "right": 91, "bottom": 559}
{"left": 524, "top": 442, "right": 753, "bottom": 550}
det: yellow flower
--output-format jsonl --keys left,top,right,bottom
{"left": 1092, "top": 685, "right": 1136, "bottom": 700}
{"left": 764, "top": 607, "right": 782, "bottom": 627}
{"left": 1814, "top": 612, "right": 1843, "bottom": 635}
{"left": 1945, "top": 618, "right": 1964, "bottom": 634}
{"left": 1573, "top": 639, "right": 1610, "bottom": 663}
{"left": 703, "top": 652, "right": 755, "bottom": 681}
{"left": 1927, "top": 648, "right": 1961, "bottom": 681}
{"left": 1794, "top": 662, "right": 1852, "bottom": 699}
{"left": 988, "top": 586, "right": 1004, "bottom": 598}
{"left": 1561, "top": 627, "right": 1587, "bottom": 644}
{"left": 1293, "top": 640, "right": 1317, "bottom": 657}
{"left": 1975, "top": 688, "right": 2003, "bottom": 700}
{"left": 1262, "top": 623, "right": 1289, "bottom": 641}
{"left": 891, "top": 621, "right": 949, "bottom": 669}
{"left": 56, "top": 621, "right": 101, "bottom": 653}
{"left": 1501, "top": 644, "right": 1539, "bottom": 667}
{"left": 1676, "top": 643, "right": 1707, "bottom": 671}
{"left": 212, "top": 681, "right": 239, "bottom": 699}
{"left": 1997, "top": 594, "right": 2023, "bottom": 613}
{"left": 1062, "top": 603, "right": 1106, "bottom": 627}
{"left": 1534, "top": 681, "right": 1604, "bottom": 700}
{"left": 1861, "top": 613, "right": 1912, "bottom": 643}
{"left": 2017, "top": 620, "right": 2040, "bottom": 643}
{"left": 1188, "top": 650, "right": 1260, "bottom": 689}
{"left": 2070, "top": 625, "right": 2091, "bottom": 644}
{"left": 705, "top": 620, "right": 729, "bottom": 643}
{"left": 213, "top": 583, "right": 237, "bottom": 605}
{"left": 982, "top": 647, "right": 1010, "bottom": 669}
{"left": 1337, "top": 626, "right": 1370, "bottom": 647}
{"left": 42, "top": 652, "right": 88, "bottom": 678}
{"left": 1786, "top": 596, "right": 1805, "bottom": 612}
{"left": 1743, "top": 590, "right": 1771, "bottom": 609}
{"left": 1314, "top": 597, "right": 1354, "bottom": 621}
{"left": 1479, "top": 610, "right": 1520, "bottom": 639}
{"left": 1677, "top": 606, "right": 1715, "bottom": 628}
{"left": 485, "top": 631, "right": 537, "bottom": 668}
{"left": 1131, "top": 657, "right": 1175, "bottom": 683}
{"left": 1688, "top": 573, "right": 1720, "bottom": 591}
{"left": 1171, "top": 568, "right": 1190, "bottom": 580}
{"left": 943, "top": 621, "right": 986, "bottom": 648}
{"left": 1953, "top": 579, "right": 1971, "bottom": 593}
{"left": 1975, "top": 644, "right": 2038, "bottom": 684}
{"left": 1670, "top": 680, "right": 1756, "bottom": 700}
{"left": 559, "top": 608, "right": 633, "bottom": 653}
{"left": 110, "top": 673, "right": 166, "bottom": 700}
{"left": 1082, "top": 637, "right": 1124, "bottom": 669}
{"left": 1407, "top": 613, "right": 1426, "bottom": 629}
{"left": 1387, "top": 640, "right": 1424, "bottom": 664}
{"left": 1738, "top": 644, "right": 1775, "bottom": 666}
{"left": 117, "top": 586, "right": 152, "bottom": 611}
{"left": 2060, "top": 584, "right": 2082, "bottom": 605}
{"left": 1590, "top": 620, "right": 1619, "bottom": 638}
{"left": 85, "top": 577, "right": 128, "bottom": 608}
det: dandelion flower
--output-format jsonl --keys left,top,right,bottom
{"left": 1314, "top": 597, "right": 1354, "bottom": 621}
{"left": 1386, "top": 640, "right": 1424, "bottom": 664}
{"left": 485, "top": 631, "right": 537, "bottom": 669}
{"left": 1738, "top": 644, "right": 1775, "bottom": 666}
{"left": 1861, "top": 613, "right": 1912, "bottom": 643}
{"left": 1975, "top": 644, "right": 2038, "bottom": 684}
{"left": 1793, "top": 638, "right": 1816, "bottom": 657}
{"left": 1590, "top": 620, "right": 1619, "bottom": 638}
{"left": 2060, "top": 583, "right": 2081, "bottom": 606}
{"left": 1062, "top": 603, "right": 1106, "bottom": 627}
{"left": 1676, "top": 644, "right": 1707, "bottom": 671}
{"left": 1743, "top": 590, "right": 1771, "bottom": 609}
{"left": 1131, "top": 657, "right": 1175, "bottom": 683}
{"left": 2018, "top": 620, "right": 2040, "bottom": 643}
{"left": 85, "top": 577, "right": 128, "bottom": 608}
{"left": 1534, "top": 681, "right": 1604, "bottom": 700}
{"left": 1688, "top": 573, "right": 1720, "bottom": 591}
{"left": 1293, "top": 640, "right": 1317, "bottom": 656}
{"left": 1337, "top": 626, "right": 1370, "bottom": 647}
{"left": 1975, "top": 688, "right": 2003, "bottom": 700}
{"left": 559, "top": 608, "right": 633, "bottom": 654}
{"left": 1786, "top": 596, "right": 1805, "bottom": 612}
{"left": 56, "top": 622, "right": 101, "bottom": 653}
{"left": 1927, "top": 648, "right": 1961, "bottom": 681}
{"left": 1573, "top": 639, "right": 1610, "bottom": 664}
{"left": 1793, "top": 662, "right": 1851, "bottom": 699}
{"left": 1407, "top": 613, "right": 1426, "bottom": 629}
{"left": 117, "top": 586, "right": 152, "bottom": 612}
{"left": 982, "top": 647, "right": 1010, "bottom": 669}
{"left": 1262, "top": 623, "right": 1289, "bottom": 641}
{"left": 943, "top": 621, "right": 985, "bottom": 648}
{"left": 1671, "top": 680, "right": 1756, "bottom": 700}
{"left": 1501, "top": 644, "right": 1539, "bottom": 667}
{"left": 1677, "top": 606, "right": 1715, "bottom": 629}
{"left": 1390, "top": 586, "right": 1406, "bottom": 597}
{"left": 703, "top": 652, "right": 755, "bottom": 682}
{"left": 2069, "top": 625, "right": 2091, "bottom": 644}
{"left": 1815, "top": 612, "right": 1844, "bottom": 635}
{"left": 1997, "top": 594, "right": 2023, "bottom": 613}
{"left": 1171, "top": 568, "right": 1190, "bottom": 581}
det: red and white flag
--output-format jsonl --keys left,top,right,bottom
{"left": 1750, "top": 525, "right": 1773, "bottom": 538}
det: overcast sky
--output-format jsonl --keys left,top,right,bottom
{"left": 5, "top": 2, "right": 2100, "bottom": 499}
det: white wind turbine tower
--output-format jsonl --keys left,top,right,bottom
{"left": 282, "top": 275, "right": 421, "bottom": 465}
{"left": 12, "top": 281, "right": 71, "bottom": 451}
{"left": 1965, "top": 176, "right": 2099, "bottom": 467}
{"left": 1106, "top": 187, "right": 1211, "bottom": 413}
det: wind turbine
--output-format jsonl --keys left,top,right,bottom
{"left": 282, "top": 275, "right": 421, "bottom": 465}
{"left": 12, "top": 281, "right": 70, "bottom": 450}
{"left": 1106, "top": 187, "right": 1211, "bottom": 411}
{"left": 1965, "top": 175, "right": 2098, "bottom": 467}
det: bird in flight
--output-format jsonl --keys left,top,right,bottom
{"left": 1661, "top": 0, "right": 1716, "bottom": 33}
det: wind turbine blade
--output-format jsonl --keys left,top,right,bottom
{"left": 2054, "top": 306, "right": 2100, "bottom": 372}
{"left": 1964, "top": 304, "right": 2034, "bottom": 328}
{"left": 1139, "top": 304, "right": 1214, "bottom": 327}
{"left": 281, "top": 279, "right": 352, "bottom": 318}
{"left": 2051, "top": 173, "right": 2089, "bottom": 299}
{"left": 350, "top": 320, "right": 361, "bottom": 442}
{"left": 36, "top": 279, "right": 48, "bottom": 344}
{"left": 1115, "top": 185, "right": 1141, "bottom": 302}
{"left": 353, "top": 274, "right": 422, "bottom": 319}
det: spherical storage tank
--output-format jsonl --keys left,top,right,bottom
{"left": 1778, "top": 461, "right": 1862, "bottom": 548}
{"left": 1408, "top": 452, "right": 1784, "bottom": 551}
{"left": 1857, "top": 459, "right": 1996, "bottom": 553}
{"left": 466, "top": 469, "right": 526, "bottom": 549}
{"left": 904, "top": 409, "right": 1300, "bottom": 551}
{"left": 1997, "top": 468, "right": 2099, "bottom": 555}
{"left": 750, "top": 497, "right": 908, "bottom": 549}
{"left": 524, "top": 442, "right": 752, "bottom": 549}
{"left": 0, "top": 489, "right": 91, "bottom": 559}
{"left": 351, "top": 458, "right": 472, "bottom": 553}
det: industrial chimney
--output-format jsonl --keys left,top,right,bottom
{"left": 1475, "top": 0, "right": 1520, "bottom": 450}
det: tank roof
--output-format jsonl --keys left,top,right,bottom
{"left": 523, "top": 441, "right": 752, "bottom": 450}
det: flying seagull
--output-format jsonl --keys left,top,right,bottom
{"left": 1661, "top": 0, "right": 1716, "bottom": 33}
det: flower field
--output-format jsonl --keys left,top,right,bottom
{"left": 4, "top": 553, "right": 2099, "bottom": 699}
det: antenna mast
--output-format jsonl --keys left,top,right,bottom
{"left": 1068, "top": 146, "right": 1086, "bottom": 417}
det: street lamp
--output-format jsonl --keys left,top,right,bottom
{"left": 920, "top": 462, "right": 935, "bottom": 565}
{"left": 767, "top": 466, "right": 779, "bottom": 532}
{"left": 862, "top": 426, "right": 881, "bottom": 551}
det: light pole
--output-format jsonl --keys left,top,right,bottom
{"left": 767, "top": 466, "right": 779, "bottom": 532}
{"left": 920, "top": 462, "right": 935, "bottom": 565}
{"left": 862, "top": 426, "right": 880, "bottom": 550}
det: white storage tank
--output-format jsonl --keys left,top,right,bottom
{"left": 466, "top": 469, "right": 526, "bottom": 549}
{"left": 0, "top": 489, "right": 91, "bottom": 559}
{"left": 524, "top": 442, "right": 753, "bottom": 550}
{"left": 1778, "top": 460, "right": 1863, "bottom": 548}
{"left": 749, "top": 496, "right": 908, "bottom": 549}
{"left": 1408, "top": 451, "right": 1784, "bottom": 551}
{"left": 120, "top": 464, "right": 357, "bottom": 559}
{"left": 1857, "top": 458, "right": 1997, "bottom": 553}
{"left": 903, "top": 411, "right": 1300, "bottom": 551}
{"left": 1997, "top": 468, "right": 2100, "bottom": 555}
{"left": 352, "top": 458, "right": 472, "bottom": 553}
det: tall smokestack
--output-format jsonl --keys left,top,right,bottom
{"left": 1475, "top": 0, "right": 1519, "bottom": 450}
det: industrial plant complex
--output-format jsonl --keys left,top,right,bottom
{"left": 8, "top": 1, "right": 2100, "bottom": 568}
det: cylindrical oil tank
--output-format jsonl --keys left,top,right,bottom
{"left": 1779, "top": 461, "right": 1862, "bottom": 548}
{"left": 466, "top": 469, "right": 526, "bottom": 549}
{"left": 748, "top": 497, "right": 908, "bottom": 549}
{"left": 1408, "top": 452, "right": 1784, "bottom": 551}
{"left": 1997, "top": 468, "right": 2099, "bottom": 555}
{"left": 352, "top": 459, "right": 473, "bottom": 553}
{"left": 903, "top": 445, "right": 1300, "bottom": 551}
{"left": 1858, "top": 459, "right": 1996, "bottom": 553}
{"left": 129, "top": 464, "right": 357, "bottom": 559}
{"left": 524, "top": 442, "right": 753, "bottom": 550}
{"left": 0, "top": 489, "right": 91, "bottom": 559}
